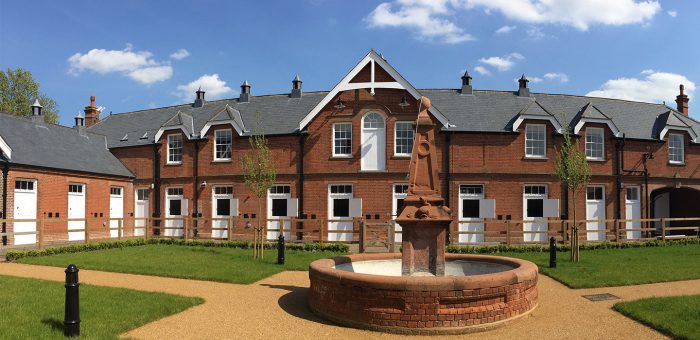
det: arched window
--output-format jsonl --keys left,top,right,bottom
{"left": 363, "top": 112, "right": 385, "bottom": 129}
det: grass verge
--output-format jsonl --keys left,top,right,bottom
{"left": 0, "top": 275, "right": 202, "bottom": 339}
{"left": 614, "top": 295, "right": 700, "bottom": 340}
{"left": 16, "top": 244, "right": 345, "bottom": 284}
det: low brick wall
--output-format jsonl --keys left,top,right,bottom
{"left": 309, "top": 253, "right": 538, "bottom": 335}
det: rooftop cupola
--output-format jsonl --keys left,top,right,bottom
{"left": 240, "top": 80, "right": 250, "bottom": 103}
{"left": 518, "top": 74, "right": 530, "bottom": 97}
{"left": 194, "top": 86, "right": 206, "bottom": 108}
{"left": 291, "top": 74, "right": 303, "bottom": 98}
{"left": 30, "top": 99, "right": 44, "bottom": 124}
{"left": 676, "top": 84, "right": 689, "bottom": 116}
{"left": 74, "top": 112, "right": 86, "bottom": 135}
{"left": 460, "top": 70, "right": 473, "bottom": 95}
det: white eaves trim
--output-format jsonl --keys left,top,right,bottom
{"left": 0, "top": 134, "right": 12, "bottom": 160}
{"left": 153, "top": 125, "right": 191, "bottom": 142}
{"left": 573, "top": 118, "right": 623, "bottom": 137}
{"left": 512, "top": 114, "right": 563, "bottom": 134}
{"left": 659, "top": 126, "right": 699, "bottom": 144}
{"left": 299, "top": 50, "right": 452, "bottom": 131}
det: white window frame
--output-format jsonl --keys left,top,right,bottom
{"left": 394, "top": 121, "right": 414, "bottom": 157}
{"left": 585, "top": 127, "right": 605, "bottom": 161}
{"left": 668, "top": 133, "right": 684, "bottom": 164}
{"left": 525, "top": 124, "right": 546, "bottom": 158}
{"left": 167, "top": 134, "right": 183, "bottom": 165}
{"left": 213, "top": 129, "right": 233, "bottom": 161}
{"left": 332, "top": 122, "right": 352, "bottom": 157}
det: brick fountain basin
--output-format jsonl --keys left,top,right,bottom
{"left": 308, "top": 253, "right": 538, "bottom": 335}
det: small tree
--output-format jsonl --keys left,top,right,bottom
{"left": 554, "top": 125, "right": 591, "bottom": 262}
{"left": 241, "top": 116, "right": 276, "bottom": 259}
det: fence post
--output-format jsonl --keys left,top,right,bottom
{"left": 38, "top": 218, "right": 45, "bottom": 250}
{"left": 84, "top": 218, "right": 90, "bottom": 244}
{"left": 613, "top": 219, "right": 619, "bottom": 242}
{"left": 661, "top": 218, "right": 666, "bottom": 241}
{"left": 319, "top": 219, "right": 324, "bottom": 245}
{"left": 183, "top": 217, "right": 189, "bottom": 241}
{"left": 388, "top": 220, "right": 396, "bottom": 253}
{"left": 118, "top": 219, "right": 123, "bottom": 240}
{"left": 505, "top": 220, "right": 511, "bottom": 245}
{"left": 145, "top": 217, "right": 150, "bottom": 240}
{"left": 561, "top": 220, "right": 566, "bottom": 242}
{"left": 227, "top": 217, "right": 233, "bottom": 241}
{"left": 359, "top": 219, "right": 365, "bottom": 253}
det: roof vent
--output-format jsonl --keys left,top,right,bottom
{"left": 30, "top": 99, "right": 44, "bottom": 124}
{"left": 291, "top": 74, "right": 302, "bottom": 98}
{"left": 460, "top": 70, "right": 472, "bottom": 95}
{"left": 676, "top": 84, "right": 689, "bottom": 116}
{"left": 518, "top": 74, "right": 530, "bottom": 97}
{"left": 74, "top": 112, "right": 84, "bottom": 128}
{"left": 240, "top": 80, "right": 250, "bottom": 103}
{"left": 194, "top": 86, "right": 205, "bottom": 108}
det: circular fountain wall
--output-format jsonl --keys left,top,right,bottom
{"left": 309, "top": 253, "right": 538, "bottom": 335}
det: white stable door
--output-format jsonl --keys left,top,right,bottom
{"left": 328, "top": 185, "right": 360, "bottom": 242}
{"left": 165, "top": 188, "right": 186, "bottom": 237}
{"left": 267, "top": 186, "right": 296, "bottom": 240}
{"left": 134, "top": 189, "right": 149, "bottom": 237}
{"left": 212, "top": 186, "right": 236, "bottom": 239}
{"left": 625, "top": 186, "right": 641, "bottom": 240}
{"left": 392, "top": 184, "right": 408, "bottom": 243}
{"left": 523, "top": 185, "right": 548, "bottom": 242}
{"left": 13, "top": 180, "right": 37, "bottom": 245}
{"left": 361, "top": 112, "right": 386, "bottom": 171}
{"left": 67, "top": 184, "right": 86, "bottom": 241}
{"left": 459, "top": 185, "right": 485, "bottom": 243}
{"left": 586, "top": 186, "right": 606, "bottom": 241}
{"left": 109, "top": 187, "right": 124, "bottom": 238}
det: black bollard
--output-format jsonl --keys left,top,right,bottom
{"left": 64, "top": 264, "right": 80, "bottom": 337}
{"left": 277, "top": 234, "right": 285, "bottom": 265}
{"left": 549, "top": 237, "right": 557, "bottom": 268}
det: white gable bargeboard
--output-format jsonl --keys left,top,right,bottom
{"left": 0, "top": 134, "right": 11, "bottom": 159}
{"left": 298, "top": 50, "right": 452, "bottom": 131}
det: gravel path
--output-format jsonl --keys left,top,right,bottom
{"left": 1, "top": 262, "right": 698, "bottom": 339}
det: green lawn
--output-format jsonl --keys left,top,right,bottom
{"left": 0, "top": 275, "right": 202, "bottom": 339}
{"left": 614, "top": 295, "right": 700, "bottom": 340}
{"left": 502, "top": 244, "right": 700, "bottom": 288}
{"left": 17, "top": 244, "right": 345, "bottom": 284}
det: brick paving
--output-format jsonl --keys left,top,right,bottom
{"left": 1, "top": 262, "right": 698, "bottom": 339}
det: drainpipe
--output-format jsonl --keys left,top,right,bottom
{"left": 444, "top": 132, "right": 451, "bottom": 244}
{"left": 614, "top": 138, "right": 622, "bottom": 220}
{"left": 1, "top": 161, "right": 8, "bottom": 245}
{"left": 193, "top": 140, "right": 200, "bottom": 236}
{"left": 298, "top": 132, "right": 305, "bottom": 216}
{"left": 153, "top": 144, "right": 161, "bottom": 235}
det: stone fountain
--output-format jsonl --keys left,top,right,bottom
{"left": 308, "top": 97, "right": 539, "bottom": 334}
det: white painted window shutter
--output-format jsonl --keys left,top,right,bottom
{"left": 350, "top": 198, "right": 362, "bottom": 218}
{"left": 182, "top": 199, "right": 189, "bottom": 217}
{"left": 287, "top": 198, "right": 298, "bottom": 217}
{"left": 544, "top": 199, "right": 560, "bottom": 218}
{"left": 231, "top": 199, "right": 239, "bottom": 217}
{"left": 479, "top": 199, "right": 496, "bottom": 219}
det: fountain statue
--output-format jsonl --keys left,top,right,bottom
{"left": 309, "top": 96, "right": 539, "bottom": 334}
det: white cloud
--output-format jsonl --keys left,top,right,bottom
{"left": 176, "top": 74, "right": 235, "bottom": 102}
{"left": 516, "top": 76, "right": 542, "bottom": 83}
{"left": 586, "top": 70, "right": 694, "bottom": 104}
{"left": 526, "top": 26, "right": 546, "bottom": 40}
{"left": 478, "top": 53, "right": 524, "bottom": 72}
{"left": 464, "top": 0, "right": 661, "bottom": 31}
{"left": 495, "top": 25, "right": 516, "bottom": 34}
{"left": 170, "top": 49, "right": 190, "bottom": 60}
{"left": 544, "top": 72, "right": 569, "bottom": 83}
{"left": 474, "top": 66, "right": 491, "bottom": 75}
{"left": 667, "top": 10, "right": 677, "bottom": 18}
{"left": 68, "top": 44, "right": 172, "bottom": 84}
{"left": 366, "top": 0, "right": 475, "bottom": 44}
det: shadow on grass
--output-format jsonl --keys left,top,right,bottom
{"left": 259, "top": 284, "right": 334, "bottom": 326}
{"left": 41, "top": 318, "right": 63, "bottom": 332}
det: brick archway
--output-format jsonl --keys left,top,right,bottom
{"left": 650, "top": 186, "right": 700, "bottom": 236}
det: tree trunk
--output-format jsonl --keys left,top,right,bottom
{"left": 258, "top": 199, "right": 264, "bottom": 259}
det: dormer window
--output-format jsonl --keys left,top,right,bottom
{"left": 585, "top": 127, "right": 604, "bottom": 161}
{"left": 214, "top": 129, "right": 232, "bottom": 161}
{"left": 525, "top": 124, "right": 546, "bottom": 158}
{"left": 167, "top": 134, "right": 183, "bottom": 164}
{"left": 668, "top": 133, "right": 684, "bottom": 164}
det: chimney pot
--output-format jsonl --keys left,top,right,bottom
{"left": 676, "top": 83, "right": 689, "bottom": 116}
{"left": 291, "top": 74, "right": 303, "bottom": 98}
{"left": 84, "top": 95, "right": 100, "bottom": 127}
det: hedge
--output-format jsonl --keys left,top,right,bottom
{"left": 5, "top": 238, "right": 349, "bottom": 262}
{"left": 446, "top": 237, "right": 700, "bottom": 255}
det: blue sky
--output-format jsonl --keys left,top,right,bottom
{"left": 1, "top": 0, "right": 698, "bottom": 126}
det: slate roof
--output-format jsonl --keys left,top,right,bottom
{"left": 88, "top": 88, "right": 700, "bottom": 149}
{"left": 0, "top": 112, "right": 133, "bottom": 177}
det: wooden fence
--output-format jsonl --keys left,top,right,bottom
{"left": 0, "top": 216, "right": 698, "bottom": 251}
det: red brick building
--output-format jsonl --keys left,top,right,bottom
{"left": 4, "top": 50, "right": 698, "bottom": 245}
{"left": 0, "top": 99, "right": 134, "bottom": 246}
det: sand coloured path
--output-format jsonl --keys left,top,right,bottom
{"left": 1, "top": 263, "right": 699, "bottom": 339}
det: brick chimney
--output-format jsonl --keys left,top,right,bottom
{"left": 675, "top": 84, "right": 689, "bottom": 116}
{"left": 84, "top": 96, "right": 100, "bottom": 127}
